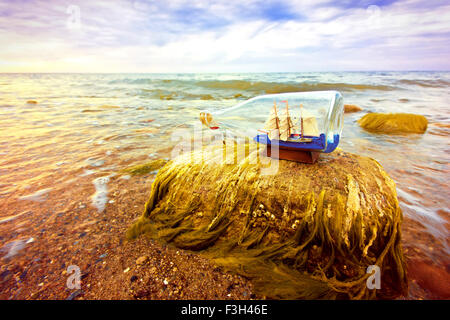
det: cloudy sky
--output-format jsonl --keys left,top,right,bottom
{"left": 0, "top": 0, "right": 449, "bottom": 72}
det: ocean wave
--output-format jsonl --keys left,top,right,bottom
{"left": 108, "top": 78, "right": 153, "bottom": 85}
{"left": 397, "top": 79, "right": 450, "bottom": 88}
{"left": 142, "top": 89, "right": 216, "bottom": 101}
{"left": 428, "top": 122, "right": 450, "bottom": 137}
{"left": 195, "top": 80, "right": 396, "bottom": 93}
{"left": 109, "top": 77, "right": 396, "bottom": 93}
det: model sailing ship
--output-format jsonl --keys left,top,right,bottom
{"left": 255, "top": 100, "right": 334, "bottom": 163}
{"left": 199, "top": 91, "right": 344, "bottom": 164}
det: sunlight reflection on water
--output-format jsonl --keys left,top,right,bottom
{"left": 0, "top": 72, "right": 449, "bottom": 254}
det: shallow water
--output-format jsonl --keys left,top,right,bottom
{"left": 0, "top": 72, "right": 449, "bottom": 260}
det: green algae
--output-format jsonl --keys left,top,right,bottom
{"left": 122, "top": 159, "right": 168, "bottom": 176}
{"left": 127, "top": 144, "right": 408, "bottom": 299}
{"left": 358, "top": 113, "right": 428, "bottom": 134}
{"left": 200, "top": 94, "right": 214, "bottom": 100}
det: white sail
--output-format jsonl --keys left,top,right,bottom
{"left": 298, "top": 109, "right": 319, "bottom": 137}
{"left": 263, "top": 106, "right": 279, "bottom": 130}
{"left": 263, "top": 104, "right": 281, "bottom": 140}
{"left": 279, "top": 109, "right": 296, "bottom": 141}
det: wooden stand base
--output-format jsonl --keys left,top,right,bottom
{"left": 265, "top": 145, "right": 320, "bottom": 164}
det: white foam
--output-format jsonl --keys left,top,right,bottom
{"left": 85, "top": 158, "right": 105, "bottom": 167}
{"left": 18, "top": 188, "right": 52, "bottom": 202}
{"left": 94, "top": 140, "right": 105, "bottom": 145}
{"left": 99, "top": 165, "right": 116, "bottom": 171}
{"left": 0, "top": 211, "right": 27, "bottom": 224}
{"left": 80, "top": 169, "right": 96, "bottom": 177}
{"left": 1, "top": 237, "right": 33, "bottom": 259}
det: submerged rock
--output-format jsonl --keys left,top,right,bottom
{"left": 344, "top": 104, "right": 363, "bottom": 113}
{"left": 128, "top": 144, "right": 408, "bottom": 299}
{"left": 122, "top": 159, "right": 168, "bottom": 176}
{"left": 358, "top": 113, "right": 428, "bottom": 134}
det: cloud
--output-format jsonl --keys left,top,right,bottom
{"left": 0, "top": 0, "right": 449, "bottom": 72}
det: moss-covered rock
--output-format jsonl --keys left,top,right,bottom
{"left": 358, "top": 113, "right": 427, "bottom": 134}
{"left": 128, "top": 144, "right": 407, "bottom": 299}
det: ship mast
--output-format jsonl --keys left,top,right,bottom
{"left": 273, "top": 101, "right": 280, "bottom": 130}
{"left": 285, "top": 101, "right": 291, "bottom": 138}
{"left": 279, "top": 100, "right": 295, "bottom": 141}
{"left": 300, "top": 104, "right": 304, "bottom": 139}
{"left": 262, "top": 101, "right": 280, "bottom": 140}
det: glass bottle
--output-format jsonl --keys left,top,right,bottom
{"left": 200, "top": 91, "right": 344, "bottom": 153}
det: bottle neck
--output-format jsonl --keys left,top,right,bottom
{"left": 199, "top": 111, "right": 219, "bottom": 130}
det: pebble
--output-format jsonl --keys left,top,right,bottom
{"left": 136, "top": 256, "right": 149, "bottom": 265}
{"left": 0, "top": 270, "right": 12, "bottom": 283}
{"left": 66, "top": 289, "right": 82, "bottom": 300}
{"left": 123, "top": 267, "right": 130, "bottom": 273}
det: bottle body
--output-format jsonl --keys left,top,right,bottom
{"left": 200, "top": 91, "right": 343, "bottom": 153}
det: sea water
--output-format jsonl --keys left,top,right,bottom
{"left": 0, "top": 72, "right": 448, "bottom": 257}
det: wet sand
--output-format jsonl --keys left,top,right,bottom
{"left": 0, "top": 153, "right": 449, "bottom": 300}
{"left": 0, "top": 166, "right": 256, "bottom": 300}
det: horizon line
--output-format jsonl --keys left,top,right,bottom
{"left": 1, "top": 70, "right": 450, "bottom": 74}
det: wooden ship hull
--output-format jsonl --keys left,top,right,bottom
{"left": 254, "top": 133, "right": 340, "bottom": 164}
